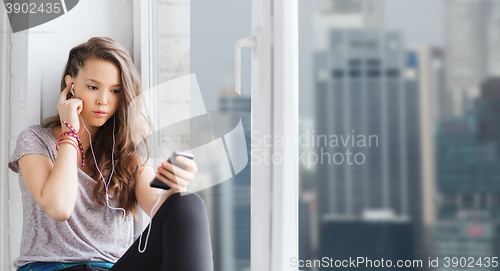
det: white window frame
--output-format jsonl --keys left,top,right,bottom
{"left": 249, "top": 0, "right": 299, "bottom": 270}
{"left": 132, "top": 0, "right": 156, "bottom": 232}
{"left": 0, "top": 5, "right": 11, "bottom": 269}
{"left": 135, "top": 0, "right": 299, "bottom": 270}
{"left": 271, "top": 0, "right": 299, "bottom": 270}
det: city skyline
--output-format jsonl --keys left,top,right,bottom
{"left": 192, "top": 0, "right": 445, "bottom": 120}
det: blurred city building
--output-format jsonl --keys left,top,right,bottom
{"left": 445, "top": 0, "right": 500, "bottom": 116}
{"left": 207, "top": 88, "right": 251, "bottom": 271}
{"left": 315, "top": 29, "right": 416, "bottom": 220}
{"left": 314, "top": 0, "right": 383, "bottom": 51}
{"left": 299, "top": 192, "right": 315, "bottom": 265}
{"left": 433, "top": 221, "right": 500, "bottom": 270}
{"left": 406, "top": 46, "right": 452, "bottom": 263}
{"left": 313, "top": 23, "right": 424, "bottom": 271}
{"left": 299, "top": 117, "right": 319, "bottom": 262}
{"left": 310, "top": 1, "right": 441, "bottom": 269}
{"left": 321, "top": 221, "right": 414, "bottom": 268}
{"left": 435, "top": 78, "right": 500, "bottom": 270}
{"left": 407, "top": 46, "right": 450, "bottom": 122}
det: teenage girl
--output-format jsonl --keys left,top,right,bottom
{"left": 8, "top": 37, "right": 213, "bottom": 271}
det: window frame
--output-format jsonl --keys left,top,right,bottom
{"left": 135, "top": 0, "right": 300, "bottom": 269}
{"left": 0, "top": 4, "right": 11, "bottom": 269}
{"left": 133, "top": 0, "right": 155, "bottom": 232}
{"left": 250, "top": 0, "right": 299, "bottom": 270}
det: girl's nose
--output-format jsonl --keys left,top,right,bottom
{"left": 97, "top": 90, "right": 108, "bottom": 105}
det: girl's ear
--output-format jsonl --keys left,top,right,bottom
{"left": 65, "top": 75, "right": 73, "bottom": 88}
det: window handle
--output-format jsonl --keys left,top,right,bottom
{"left": 234, "top": 32, "right": 258, "bottom": 95}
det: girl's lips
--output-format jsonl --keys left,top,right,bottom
{"left": 94, "top": 111, "right": 106, "bottom": 117}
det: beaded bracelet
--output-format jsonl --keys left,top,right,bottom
{"left": 58, "top": 137, "right": 80, "bottom": 155}
{"left": 58, "top": 130, "right": 85, "bottom": 165}
{"left": 61, "top": 120, "right": 81, "bottom": 137}
{"left": 56, "top": 140, "right": 80, "bottom": 156}
{"left": 60, "top": 120, "right": 85, "bottom": 168}
{"left": 58, "top": 131, "right": 81, "bottom": 143}
{"left": 58, "top": 135, "right": 78, "bottom": 144}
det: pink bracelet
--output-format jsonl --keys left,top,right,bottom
{"left": 58, "top": 131, "right": 81, "bottom": 145}
{"left": 56, "top": 140, "right": 80, "bottom": 156}
{"left": 61, "top": 120, "right": 81, "bottom": 137}
{"left": 58, "top": 137, "right": 80, "bottom": 156}
{"left": 58, "top": 135, "right": 78, "bottom": 144}
{"left": 61, "top": 121, "right": 85, "bottom": 167}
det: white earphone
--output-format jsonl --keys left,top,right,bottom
{"left": 69, "top": 82, "right": 159, "bottom": 252}
{"left": 81, "top": 113, "right": 162, "bottom": 252}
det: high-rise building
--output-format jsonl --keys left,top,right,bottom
{"left": 299, "top": 192, "right": 314, "bottom": 264}
{"left": 434, "top": 78, "right": 500, "bottom": 270}
{"left": 209, "top": 89, "right": 251, "bottom": 271}
{"left": 313, "top": 0, "right": 384, "bottom": 51}
{"left": 314, "top": 29, "right": 419, "bottom": 220}
{"left": 310, "top": 1, "right": 437, "bottom": 268}
{"left": 313, "top": 28, "right": 422, "bottom": 269}
{"left": 436, "top": 81, "right": 500, "bottom": 222}
{"left": 321, "top": 221, "right": 415, "bottom": 269}
{"left": 433, "top": 221, "right": 500, "bottom": 271}
{"left": 407, "top": 46, "right": 450, "bottom": 122}
{"left": 445, "top": 0, "right": 500, "bottom": 115}
{"left": 404, "top": 46, "right": 452, "bottom": 263}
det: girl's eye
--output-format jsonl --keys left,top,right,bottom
{"left": 112, "top": 89, "right": 122, "bottom": 94}
{"left": 87, "top": 85, "right": 97, "bottom": 90}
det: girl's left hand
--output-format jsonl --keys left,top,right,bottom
{"left": 155, "top": 156, "right": 198, "bottom": 192}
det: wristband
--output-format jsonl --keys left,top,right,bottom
{"left": 56, "top": 140, "right": 80, "bottom": 156}
{"left": 59, "top": 131, "right": 80, "bottom": 142}
{"left": 61, "top": 120, "right": 85, "bottom": 168}
{"left": 61, "top": 120, "right": 81, "bottom": 137}
{"left": 58, "top": 130, "right": 85, "bottom": 166}
{"left": 59, "top": 136, "right": 78, "bottom": 144}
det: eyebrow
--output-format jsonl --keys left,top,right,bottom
{"left": 85, "top": 79, "right": 122, "bottom": 87}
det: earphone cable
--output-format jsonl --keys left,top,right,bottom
{"left": 78, "top": 113, "right": 161, "bottom": 252}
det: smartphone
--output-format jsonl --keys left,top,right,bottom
{"left": 150, "top": 151, "right": 195, "bottom": 190}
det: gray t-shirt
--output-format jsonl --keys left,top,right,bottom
{"left": 8, "top": 124, "right": 149, "bottom": 269}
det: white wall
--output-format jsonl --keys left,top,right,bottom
{"left": 1, "top": 3, "right": 14, "bottom": 270}
{"left": 4, "top": 0, "right": 134, "bottom": 269}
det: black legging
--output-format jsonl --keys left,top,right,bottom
{"left": 63, "top": 192, "right": 214, "bottom": 271}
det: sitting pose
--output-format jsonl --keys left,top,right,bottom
{"left": 8, "top": 37, "right": 213, "bottom": 271}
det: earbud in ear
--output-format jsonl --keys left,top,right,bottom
{"left": 70, "top": 83, "right": 75, "bottom": 96}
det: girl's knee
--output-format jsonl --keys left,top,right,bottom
{"left": 164, "top": 192, "right": 208, "bottom": 218}
{"left": 169, "top": 192, "right": 204, "bottom": 206}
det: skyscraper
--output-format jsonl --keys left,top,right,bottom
{"left": 209, "top": 88, "right": 251, "bottom": 271}
{"left": 436, "top": 78, "right": 500, "bottom": 220}
{"left": 315, "top": 30, "right": 419, "bottom": 220}
{"left": 404, "top": 46, "right": 452, "bottom": 263}
{"left": 434, "top": 78, "right": 500, "bottom": 270}
{"left": 407, "top": 46, "right": 450, "bottom": 122}
{"left": 445, "top": 0, "right": 500, "bottom": 115}
{"left": 310, "top": 1, "right": 437, "bottom": 269}
{"left": 313, "top": 27, "right": 422, "bottom": 269}
{"left": 313, "top": 0, "right": 384, "bottom": 51}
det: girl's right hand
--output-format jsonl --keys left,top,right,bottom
{"left": 57, "top": 83, "right": 83, "bottom": 133}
